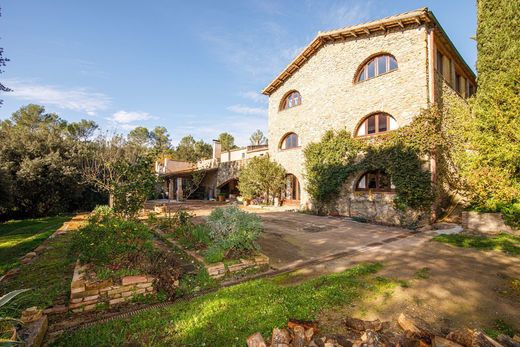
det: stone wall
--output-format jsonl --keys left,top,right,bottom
{"left": 69, "top": 262, "right": 155, "bottom": 313}
{"left": 334, "top": 175, "right": 425, "bottom": 226}
{"left": 462, "top": 211, "right": 519, "bottom": 235}
{"left": 216, "top": 160, "right": 246, "bottom": 188}
{"left": 268, "top": 24, "right": 430, "bottom": 208}
{"left": 206, "top": 254, "right": 270, "bottom": 279}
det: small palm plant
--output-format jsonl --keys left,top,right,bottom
{"left": 0, "top": 289, "right": 30, "bottom": 345}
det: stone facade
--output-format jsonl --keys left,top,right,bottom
{"left": 335, "top": 174, "right": 424, "bottom": 226}
{"left": 264, "top": 9, "right": 476, "bottom": 224}
{"left": 268, "top": 25, "right": 429, "bottom": 209}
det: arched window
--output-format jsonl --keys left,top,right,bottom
{"left": 355, "top": 113, "right": 397, "bottom": 137}
{"left": 280, "top": 91, "right": 301, "bottom": 110}
{"left": 355, "top": 170, "right": 395, "bottom": 192}
{"left": 280, "top": 133, "right": 299, "bottom": 150}
{"left": 356, "top": 54, "right": 398, "bottom": 82}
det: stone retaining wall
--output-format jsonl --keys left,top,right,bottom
{"left": 69, "top": 262, "right": 155, "bottom": 313}
{"left": 206, "top": 254, "right": 270, "bottom": 279}
{"left": 462, "top": 211, "right": 518, "bottom": 235}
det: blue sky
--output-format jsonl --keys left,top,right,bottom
{"left": 0, "top": 0, "right": 477, "bottom": 146}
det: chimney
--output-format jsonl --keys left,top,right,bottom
{"left": 212, "top": 140, "right": 222, "bottom": 160}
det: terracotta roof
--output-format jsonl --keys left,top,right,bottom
{"left": 262, "top": 8, "right": 475, "bottom": 96}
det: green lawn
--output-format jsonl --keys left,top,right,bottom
{"left": 433, "top": 233, "right": 520, "bottom": 256}
{"left": 53, "top": 263, "right": 395, "bottom": 347}
{"left": 0, "top": 217, "right": 75, "bottom": 318}
{"left": 0, "top": 216, "right": 70, "bottom": 275}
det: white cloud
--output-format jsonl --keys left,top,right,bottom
{"left": 239, "top": 91, "right": 267, "bottom": 103}
{"left": 226, "top": 104, "right": 267, "bottom": 116}
{"left": 109, "top": 110, "right": 156, "bottom": 124}
{"left": 6, "top": 79, "right": 110, "bottom": 115}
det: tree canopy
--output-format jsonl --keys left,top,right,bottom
{"left": 249, "top": 129, "right": 267, "bottom": 146}
{"left": 218, "top": 132, "right": 237, "bottom": 152}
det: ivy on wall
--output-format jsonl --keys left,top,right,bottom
{"left": 303, "top": 111, "right": 437, "bottom": 214}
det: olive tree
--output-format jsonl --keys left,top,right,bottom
{"left": 238, "top": 155, "right": 286, "bottom": 204}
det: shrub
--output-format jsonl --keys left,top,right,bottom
{"left": 176, "top": 224, "right": 211, "bottom": 249}
{"left": 89, "top": 205, "right": 114, "bottom": 223}
{"left": 174, "top": 209, "right": 194, "bottom": 227}
{"left": 203, "top": 245, "right": 226, "bottom": 263}
{"left": 71, "top": 215, "right": 153, "bottom": 267}
{"left": 206, "top": 206, "right": 262, "bottom": 252}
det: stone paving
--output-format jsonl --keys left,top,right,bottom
{"left": 256, "top": 211, "right": 418, "bottom": 270}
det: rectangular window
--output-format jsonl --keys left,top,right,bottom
{"left": 367, "top": 116, "right": 376, "bottom": 134}
{"left": 367, "top": 60, "right": 376, "bottom": 79}
{"left": 377, "top": 56, "right": 387, "bottom": 75}
{"left": 436, "top": 51, "right": 443, "bottom": 74}
{"left": 378, "top": 114, "right": 388, "bottom": 132}
{"left": 455, "top": 73, "right": 461, "bottom": 94}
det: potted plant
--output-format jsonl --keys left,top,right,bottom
{"left": 217, "top": 193, "right": 226, "bottom": 202}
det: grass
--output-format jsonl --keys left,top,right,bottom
{"left": 484, "top": 319, "right": 517, "bottom": 339}
{"left": 0, "top": 215, "right": 70, "bottom": 275}
{"left": 433, "top": 233, "right": 520, "bottom": 256}
{"left": 414, "top": 267, "right": 431, "bottom": 279}
{"left": 0, "top": 218, "right": 75, "bottom": 318}
{"left": 53, "top": 263, "right": 391, "bottom": 346}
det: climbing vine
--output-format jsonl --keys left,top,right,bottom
{"left": 303, "top": 110, "right": 438, "bottom": 215}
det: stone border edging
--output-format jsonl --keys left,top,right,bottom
{"left": 152, "top": 229, "right": 270, "bottom": 279}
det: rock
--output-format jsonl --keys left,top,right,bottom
{"left": 247, "top": 332, "right": 267, "bottom": 347}
{"left": 398, "top": 313, "right": 435, "bottom": 339}
{"left": 305, "top": 328, "right": 315, "bottom": 342}
{"left": 19, "top": 315, "right": 48, "bottom": 347}
{"left": 288, "top": 319, "right": 318, "bottom": 331}
{"left": 21, "top": 307, "right": 43, "bottom": 324}
{"left": 393, "top": 333, "right": 421, "bottom": 347}
{"left": 271, "top": 328, "right": 291, "bottom": 347}
{"left": 293, "top": 325, "right": 306, "bottom": 347}
{"left": 497, "top": 335, "right": 520, "bottom": 347}
{"left": 446, "top": 328, "right": 499, "bottom": 347}
{"left": 362, "top": 330, "right": 380, "bottom": 345}
{"left": 121, "top": 275, "right": 148, "bottom": 286}
{"left": 433, "top": 336, "right": 464, "bottom": 347}
{"left": 336, "top": 335, "right": 353, "bottom": 347}
{"left": 345, "top": 317, "right": 383, "bottom": 331}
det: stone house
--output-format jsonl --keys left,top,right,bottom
{"left": 157, "top": 8, "right": 475, "bottom": 225}
{"left": 262, "top": 8, "right": 476, "bottom": 223}
{"left": 156, "top": 141, "right": 268, "bottom": 201}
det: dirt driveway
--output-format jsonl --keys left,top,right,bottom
{"left": 255, "top": 211, "right": 415, "bottom": 269}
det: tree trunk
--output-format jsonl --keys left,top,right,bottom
{"left": 109, "top": 193, "right": 114, "bottom": 208}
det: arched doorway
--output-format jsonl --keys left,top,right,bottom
{"left": 218, "top": 178, "right": 240, "bottom": 198}
{"left": 284, "top": 174, "right": 300, "bottom": 205}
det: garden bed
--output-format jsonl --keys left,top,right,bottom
{"left": 164, "top": 236, "right": 269, "bottom": 279}
{"left": 152, "top": 206, "right": 269, "bottom": 280}
{"left": 69, "top": 261, "right": 156, "bottom": 313}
